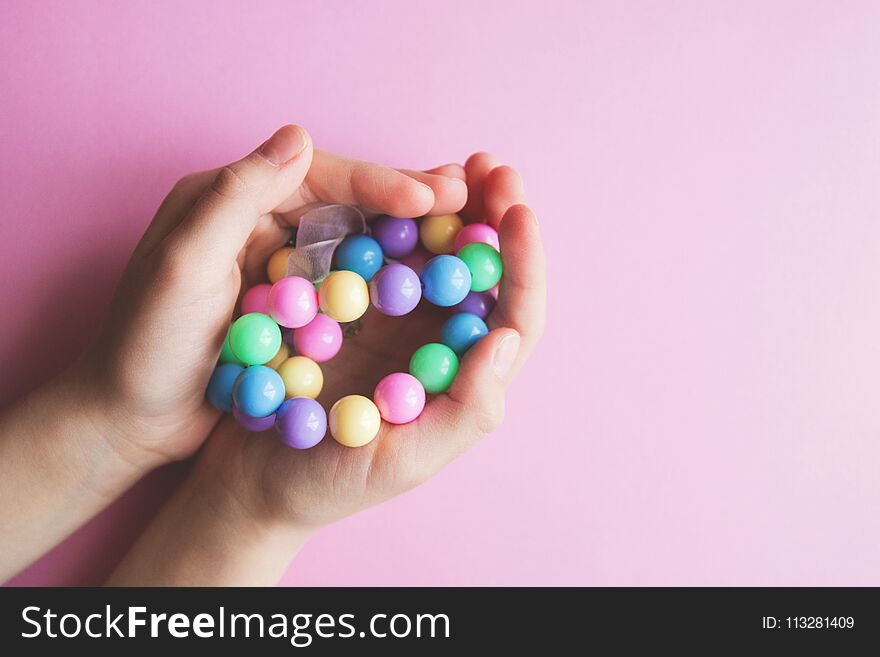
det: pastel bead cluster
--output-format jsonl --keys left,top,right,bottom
{"left": 205, "top": 211, "right": 502, "bottom": 449}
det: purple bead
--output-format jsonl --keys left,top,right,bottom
{"left": 275, "top": 397, "right": 327, "bottom": 449}
{"left": 369, "top": 263, "right": 422, "bottom": 316}
{"left": 232, "top": 404, "right": 276, "bottom": 432}
{"left": 453, "top": 290, "right": 496, "bottom": 319}
{"left": 372, "top": 216, "right": 418, "bottom": 259}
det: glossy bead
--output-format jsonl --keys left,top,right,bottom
{"left": 334, "top": 235, "right": 384, "bottom": 282}
{"left": 219, "top": 325, "right": 244, "bottom": 365}
{"left": 373, "top": 373, "right": 426, "bottom": 424}
{"left": 419, "top": 213, "right": 463, "bottom": 254}
{"left": 372, "top": 215, "right": 418, "bottom": 258}
{"left": 232, "top": 365, "right": 285, "bottom": 418}
{"left": 268, "top": 276, "right": 318, "bottom": 328}
{"left": 206, "top": 363, "right": 244, "bottom": 412}
{"left": 265, "top": 341, "right": 290, "bottom": 370}
{"left": 329, "top": 395, "right": 382, "bottom": 447}
{"left": 369, "top": 264, "right": 421, "bottom": 316}
{"left": 398, "top": 245, "right": 432, "bottom": 274}
{"left": 318, "top": 270, "right": 369, "bottom": 322}
{"left": 457, "top": 242, "right": 503, "bottom": 292}
{"left": 409, "top": 343, "right": 459, "bottom": 394}
{"left": 453, "top": 290, "right": 496, "bottom": 319}
{"left": 267, "top": 246, "right": 295, "bottom": 283}
{"left": 229, "top": 313, "right": 282, "bottom": 365}
{"left": 241, "top": 283, "right": 272, "bottom": 315}
{"left": 275, "top": 397, "right": 327, "bottom": 449}
{"left": 453, "top": 223, "right": 500, "bottom": 252}
{"left": 440, "top": 312, "right": 489, "bottom": 356}
{"left": 293, "top": 313, "right": 343, "bottom": 362}
{"left": 420, "top": 255, "right": 471, "bottom": 307}
{"left": 277, "top": 356, "right": 323, "bottom": 399}
{"left": 232, "top": 404, "right": 276, "bottom": 432}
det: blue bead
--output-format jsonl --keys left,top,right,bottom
{"left": 441, "top": 313, "right": 489, "bottom": 356}
{"left": 334, "top": 235, "right": 384, "bottom": 282}
{"left": 420, "top": 255, "right": 472, "bottom": 306}
{"left": 232, "top": 365, "right": 286, "bottom": 418}
{"left": 206, "top": 363, "right": 245, "bottom": 412}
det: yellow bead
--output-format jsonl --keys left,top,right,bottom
{"left": 419, "top": 214, "right": 463, "bottom": 254}
{"left": 318, "top": 270, "right": 369, "bottom": 322}
{"left": 277, "top": 356, "right": 323, "bottom": 399}
{"left": 267, "top": 247, "right": 295, "bottom": 283}
{"left": 265, "top": 342, "right": 290, "bottom": 370}
{"left": 329, "top": 395, "right": 381, "bottom": 447}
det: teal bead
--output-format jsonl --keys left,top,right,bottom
{"left": 229, "top": 313, "right": 282, "bottom": 365}
{"left": 457, "top": 242, "right": 502, "bottom": 292}
{"left": 409, "top": 343, "right": 459, "bottom": 394}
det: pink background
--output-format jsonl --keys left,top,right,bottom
{"left": 3, "top": 1, "right": 880, "bottom": 586}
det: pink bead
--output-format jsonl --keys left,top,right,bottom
{"left": 398, "top": 246, "right": 432, "bottom": 274}
{"left": 240, "top": 284, "right": 272, "bottom": 315}
{"left": 293, "top": 313, "right": 343, "bottom": 362}
{"left": 373, "top": 372, "right": 426, "bottom": 424}
{"left": 267, "top": 276, "right": 318, "bottom": 328}
{"left": 453, "top": 223, "right": 500, "bottom": 252}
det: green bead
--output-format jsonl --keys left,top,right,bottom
{"left": 456, "top": 242, "right": 502, "bottom": 292}
{"left": 409, "top": 343, "right": 459, "bottom": 394}
{"left": 219, "top": 325, "right": 244, "bottom": 365}
{"left": 229, "top": 313, "right": 282, "bottom": 365}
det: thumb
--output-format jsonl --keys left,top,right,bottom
{"left": 168, "top": 125, "right": 313, "bottom": 275}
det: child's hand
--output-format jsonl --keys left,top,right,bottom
{"left": 83, "top": 125, "right": 467, "bottom": 471}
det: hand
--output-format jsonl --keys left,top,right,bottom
{"left": 81, "top": 125, "right": 468, "bottom": 472}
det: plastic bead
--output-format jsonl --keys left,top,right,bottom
{"left": 440, "top": 313, "right": 489, "bottom": 356}
{"left": 268, "top": 275, "right": 319, "bottom": 328}
{"left": 293, "top": 313, "right": 343, "bottom": 362}
{"left": 372, "top": 215, "right": 418, "bottom": 259}
{"left": 329, "top": 395, "right": 382, "bottom": 447}
{"left": 231, "top": 365, "right": 285, "bottom": 418}
{"left": 265, "top": 341, "right": 290, "bottom": 370}
{"left": 275, "top": 397, "right": 327, "bottom": 449}
{"left": 419, "top": 213, "right": 463, "bottom": 254}
{"left": 420, "top": 255, "right": 471, "bottom": 307}
{"left": 409, "top": 343, "right": 459, "bottom": 394}
{"left": 277, "top": 356, "right": 323, "bottom": 399}
{"left": 373, "top": 373, "right": 425, "bottom": 424}
{"left": 229, "top": 313, "right": 282, "bottom": 365}
{"left": 452, "top": 290, "right": 496, "bottom": 319}
{"left": 267, "top": 246, "right": 295, "bottom": 283}
{"left": 398, "top": 245, "right": 432, "bottom": 274}
{"left": 369, "top": 264, "right": 421, "bottom": 316}
{"left": 453, "top": 223, "right": 500, "bottom": 252}
{"left": 219, "top": 325, "right": 244, "bottom": 365}
{"left": 206, "top": 364, "right": 244, "bottom": 412}
{"left": 232, "top": 404, "right": 276, "bottom": 432}
{"left": 457, "top": 242, "right": 503, "bottom": 292}
{"left": 334, "top": 235, "right": 384, "bottom": 282}
{"left": 241, "top": 283, "right": 272, "bottom": 315}
{"left": 318, "top": 270, "right": 370, "bottom": 322}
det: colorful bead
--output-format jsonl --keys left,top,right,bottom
{"left": 232, "top": 404, "right": 276, "bottom": 432}
{"left": 241, "top": 283, "right": 272, "bottom": 315}
{"left": 229, "top": 313, "right": 282, "bottom": 365}
{"left": 457, "top": 242, "right": 503, "bottom": 292}
{"left": 420, "top": 255, "right": 471, "bottom": 307}
{"left": 369, "top": 264, "right": 421, "bottom": 316}
{"left": 232, "top": 365, "right": 285, "bottom": 418}
{"left": 372, "top": 215, "right": 418, "bottom": 258}
{"left": 453, "top": 223, "right": 500, "bottom": 252}
{"left": 409, "top": 343, "right": 459, "bottom": 394}
{"left": 373, "top": 373, "right": 426, "bottom": 424}
{"left": 206, "top": 363, "right": 244, "bottom": 412}
{"left": 277, "top": 355, "right": 323, "bottom": 399}
{"left": 329, "top": 395, "right": 382, "bottom": 447}
{"left": 293, "top": 313, "right": 343, "bottom": 362}
{"left": 440, "top": 313, "right": 489, "bottom": 356}
{"left": 334, "top": 235, "right": 384, "bottom": 282}
{"left": 268, "top": 276, "right": 319, "bottom": 328}
{"left": 419, "top": 213, "right": 463, "bottom": 254}
{"left": 267, "top": 246, "right": 295, "bottom": 283}
{"left": 318, "top": 270, "right": 370, "bottom": 322}
{"left": 275, "top": 397, "right": 327, "bottom": 449}
{"left": 453, "top": 290, "right": 496, "bottom": 319}
{"left": 265, "top": 341, "right": 290, "bottom": 370}
{"left": 398, "top": 245, "right": 432, "bottom": 274}
{"left": 219, "top": 325, "right": 244, "bottom": 365}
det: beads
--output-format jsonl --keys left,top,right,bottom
{"left": 369, "top": 264, "right": 421, "bottom": 316}
{"left": 334, "top": 235, "right": 384, "bottom": 282}
{"left": 374, "top": 373, "right": 425, "bottom": 424}
{"left": 267, "top": 246, "right": 295, "bottom": 283}
{"left": 278, "top": 356, "right": 323, "bottom": 399}
{"left": 293, "top": 313, "right": 343, "bottom": 362}
{"left": 457, "top": 242, "right": 503, "bottom": 292}
{"left": 275, "top": 397, "right": 327, "bottom": 449}
{"left": 440, "top": 312, "right": 489, "bottom": 356}
{"left": 268, "top": 275, "right": 318, "bottom": 328}
{"left": 421, "top": 255, "right": 471, "bottom": 306}
{"left": 219, "top": 325, "right": 244, "bottom": 365}
{"left": 453, "top": 290, "right": 496, "bottom": 319}
{"left": 409, "top": 343, "right": 459, "bottom": 394}
{"left": 372, "top": 215, "right": 418, "bottom": 258}
{"left": 318, "top": 270, "right": 370, "bottom": 322}
{"left": 206, "top": 363, "right": 244, "bottom": 412}
{"left": 420, "top": 213, "right": 463, "bottom": 254}
{"left": 264, "top": 342, "right": 290, "bottom": 370}
{"left": 241, "top": 283, "right": 272, "bottom": 315}
{"left": 232, "top": 404, "right": 276, "bottom": 432}
{"left": 454, "top": 223, "right": 500, "bottom": 252}
{"left": 229, "top": 313, "right": 282, "bottom": 365}
{"left": 329, "top": 395, "right": 382, "bottom": 447}
{"left": 232, "top": 365, "right": 285, "bottom": 418}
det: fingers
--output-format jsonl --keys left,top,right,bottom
{"left": 484, "top": 165, "right": 526, "bottom": 229}
{"left": 490, "top": 204, "right": 546, "bottom": 375}
{"left": 461, "top": 152, "right": 499, "bottom": 222}
{"left": 397, "top": 168, "right": 467, "bottom": 214}
{"left": 165, "top": 125, "right": 314, "bottom": 276}
{"left": 425, "top": 163, "right": 466, "bottom": 181}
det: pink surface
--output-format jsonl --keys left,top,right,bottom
{"left": 3, "top": 1, "right": 880, "bottom": 586}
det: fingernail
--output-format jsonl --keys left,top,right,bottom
{"left": 493, "top": 333, "right": 520, "bottom": 378}
{"left": 258, "top": 125, "right": 309, "bottom": 166}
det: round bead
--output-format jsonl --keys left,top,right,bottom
{"left": 318, "top": 270, "right": 369, "bottom": 322}
{"left": 219, "top": 325, "right": 244, "bottom": 365}
{"left": 420, "top": 255, "right": 471, "bottom": 307}
{"left": 277, "top": 356, "right": 323, "bottom": 399}
{"left": 293, "top": 313, "right": 343, "bottom": 362}
{"left": 452, "top": 290, "right": 496, "bottom": 319}
{"left": 231, "top": 365, "right": 285, "bottom": 418}
{"left": 267, "top": 246, "right": 295, "bottom": 283}
{"left": 420, "top": 213, "right": 463, "bottom": 254}
{"left": 275, "top": 397, "right": 327, "bottom": 449}
{"left": 232, "top": 404, "right": 276, "bottom": 432}
{"left": 334, "top": 235, "right": 384, "bottom": 282}
{"left": 374, "top": 373, "right": 426, "bottom": 424}
{"left": 453, "top": 223, "right": 500, "bottom": 252}
{"left": 398, "top": 245, "right": 432, "bottom": 274}
{"left": 241, "top": 283, "right": 272, "bottom": 315}
{"left": 268, "top": 276, "right": 319, "bottom": 328}
{"left": 372, "top": 215, "right": 418, "bottom": 258}
{"left": 457, "top": 242, "right": 503, "bottom": 292}
{"left": 265, "top": 341, "right": 290, "bottom": 370}
{"left": 329, "top": 395, "right": 382, "bottom": 447}
{"left": 369, "top": 264, "right": 421, "bottom": 316}
{"left": 229, "top": 313, "right": 282, "bottom": 365}
{"left": 206, "top": 363, "right": 244, "bottom": 412}
{"left": 409, "top": 343, "right": 459, "bottom": 394}
{"left": 440, "top": 313, "right": 489, "bottom": 356}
